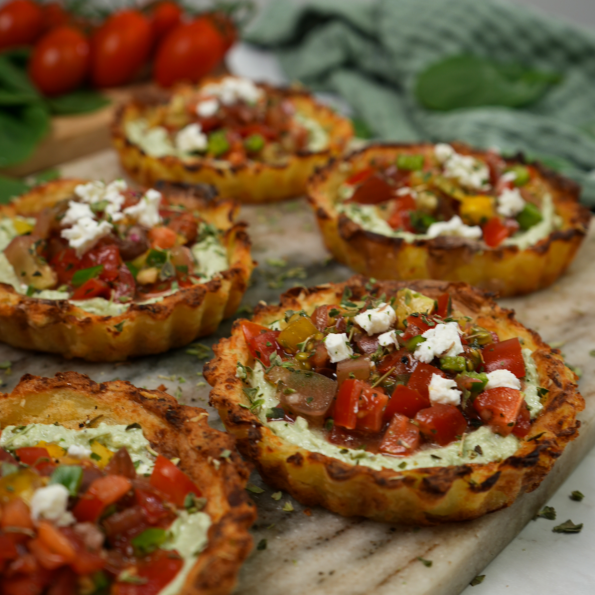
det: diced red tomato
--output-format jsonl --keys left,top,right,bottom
{"left": 80, "top": 244, "right": 122, "bottom": 282}
{"left": 415, "top": 404, "right": 467, "bottom": 446}
{"left": 135, "top": 487, "right": 171, "bottom": 524}
{"left": 237, "top": 123, "right": 277, "bottom": 140}
{"left": 15, "top": 446, "right": 50, "bottom": 466}
{"left": 50, "top": 248, "right": 81, "bottom": 285}
{"left": 149, "top": 456, "right": 200, "bottom": 507}
{"left": 241, "top": 321, "right": 284, "bottom": 366}
{"left": 379, "top": 413, "right": 421, "bottom": 455}
{"left": 356, "top": 385, "right": 388, "bottom": 433}
{"left": 334, "top": 379, "right": 362, "bottom": 430}
{"left": 114, "top": 548, "right": 183, "bottom": 595}
{"left": 345, "top": 168, "right": 374, "bottom": 187}
{"left": 112, "top": 264, "right": 136, "bottom": 302}
{"left": 401, "top": 315, "right": 432, "bottom": 341}
{"left": 473, "top": 387, "right": 524, "bottom": 436}
{"left": 47, "top": 567, "right": 77, "bottom": 595}
{"left": 383, "top": 384, "right": 429, "bottom": 421}
{"left": 512, "top": 405, "right": 531, "bottom": 438}
{"left": 1, "top": 566, "right": 52, "bottom": 595}
{"left": 387, "top": 195, "right": 416, "bottom": 231}
{"left": 311, "top": 305, "right": 334, "bottom": 332}
{"left": 148, "top": 226, "right": 177, "bottom": 249}
{"left": 0, "top": 534, "right": 18, "bottom": 561}
{"left": 59, "top": 529, "right": 105, "bottom": 575}
{"left": 376, "top": 348, "right": 415, "bottom": 375}
{"left": 436, "top": 292, "right": 452, "bottom": 318}
{"left": 73, "top": 475, "right": 132, "bottom": 522}
{"left": 1, "top": 499, "right": 34, "bottom": 534}
{"left": 28, "top": 537, "right": 69, "bottom": 570}
{"left": 71, "top": 278, "right": 111, "bottom": 300}
{"left": 37, "top": 522, "right": 76, "bottom": 562}
{"left": 482, "top": 337, "right": 525, "bottom": 378}
{"left": 407, "top": 363, "right": 445, "bottom": 401}
{"left": 349, "top": 174, "right": 394, "bottom": 205}
{"left": 482, "top": 217, "right": 510, "bottom": 248}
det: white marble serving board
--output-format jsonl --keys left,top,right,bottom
{"left": 1, "top": 149, "right": 593, "bottom": 595}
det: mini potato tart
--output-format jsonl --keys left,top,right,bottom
{"left": 308, "top": 143, "right": 590, "bottom": 296}
{"left": 205, "top": 277, "right": 583, "bottom": 525}
{"left": 112, "top": 75, "right": 353, "bottom": 203}
{"left": 0, "top": 178, "right": 253, "bottom": 361}
{"left": 0, "top": 372, "right": 255, "bottom": 595}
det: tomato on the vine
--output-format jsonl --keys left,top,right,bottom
{"left": 91, "top": 9, "right": 152, "bottom": 88}
{"left": 205, "top": 11, "right": 238, "bottom": 52}
{"left": 29, "top": 26, "right": 90, "bottom": 96}
{"left": 0, "top": 0, "right": 43, "bottom": 50}
{"left": 153, "top": 17, "right": 225, "bottom": 88}
{"left": 41, "top": 2, "right": 70, "bottom": 33}
{"left": 150, "top": 1, "right": 183, "bottom": 41}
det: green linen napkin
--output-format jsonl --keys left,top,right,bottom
{"left": 245, "top": 0, "right": 595, "bottom": 207}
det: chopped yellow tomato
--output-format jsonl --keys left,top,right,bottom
{"left": 278, "top": 316, "right": 319, "bottom": 353}
{"left": 460, "top": 195, "right": 495, "bottom": 225}
{"left": 90, "top": 441, "right": 114, "bottom": 468}
{"left": 394, "top": 289, "right": 435, "bottom": 329}
{"left": 0, "top": 469, "right": 45, "bottom": 504}
{"left": 12, "top": 217, "right": 34, "bottom": 235}
{"left": 36, "top": 441, "right": 65, "bottom": 458}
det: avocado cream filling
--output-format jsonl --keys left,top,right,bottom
{"left": 126, "top": 112, "right": 329, "bottom": 158}
{"left": 0, "top": 422, "right": 211, "bottom": 595}
{"left": 338, "top": 193, "right": 558, "bottom": 250}
{"left": 242, "top": 346, "right": 542, "bottom": 471}
{"left": 0, "top": 219, "right": 229, "bottom": 317}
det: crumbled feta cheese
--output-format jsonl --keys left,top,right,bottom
{"left": 73, "top": 180, "right": 126, "bottom": 222}
{"left": 123, "top": 189, "right": 162, "bottom": 228}
{"left": 201, "top": 76, "right": 263, "bottom": 106}
{"left": 338, "top": 184, "right": 355, "bottom": 201}
{"left": 62, "top": 201, "right": 94, "bottom": 226}
{"left": 428, "top": 374, "right": 462, "bottom": 406}
{"left": 434, "top": 143, "right": 455, "bottom": 162}
{"left": 354, "top": 303, "right": 396, "bottom": 336}
{"left": 324, "top": 333, "right": 353, "bottom": 363}
{"left": 30, "top": 485, "right": 75, "bottom": 527}
{"left": 67, "top": 444, "right": 92, "bottom": 458}
{"left": 176, "top": 123, "right": 207, "bottom": 153}
{"left": 61, "top": 216, "right": 112, "bottom": 257}
{"left": 485, "top": 369, "right": 521, "bottom": 390}
{"left": 500, "top": 171, "right": 517, "bottom": 184}
{"left": 497, "top": 187, "right": 526, "bottom": 217}
{"left": 196, "top": 98, "right": 219, "bottom": 118}
{"left": 378, "top": 330, "right": 399, "bottom": 347}
{"left": 414, "top": 322, "right": 463, "bottom": 364}
{"left": 435, "top": 144, "right": 489, "bottom": 190}
{"left": 396, "top": 186, "right": 417, "bottom": 197}
{"left": 426, "top": 216, "right": 482, "bottom": 240}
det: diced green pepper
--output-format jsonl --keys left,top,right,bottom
{"left": 207, "top": 131, "right": 230, "bottom": 157}
{"left": 516, "top": 202, "right": 543, "bottom": 230}
{"left": 131, "top": 527, "right": 169, "bottom": 556}
{"left": 405, "top": 335, "right": 426, "bottom": 352}
{"left": 50, "top": 465, "right": 83, "bottom": 496}
{"left": 244, "top": 133, "right": 265, "bottom": 153}
{"left": 439, "top": 356, "right": 466, "bottom": 372}
{"left": 506, "top": 165, "right": 530, "bottom": 186}
{"left": 397, "top": 154, "right": 424, "bottom": 171}
{"left": 457, "top": 371, "right": 488, "bottom": 394}
{"left": 409, "top": 211, "right": 437, "bottom": 233}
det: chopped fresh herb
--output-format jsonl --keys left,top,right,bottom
{"left": 282, "top": 501, "right": 294, "bottom": 512}
{"left": 186, "top": 343, "right": 212, "bottom": 360}
{"left": 184, "top": 492, "right": 207, "bottom": 512}
{"left": 325, "top": 418, "right": 334, "bottom": 431}
{"left": 398, "top": 461, "right": 407, "bottom": 469}
{"left": 71, "top": 265, "right": 104, "bottom": 287}
{"left": 146, "top": 249, "right": 167, "bottom": 267}
{"left": 271, "top": 491, "right": 282, "bottom": 501}
{"left": 570, "top": 491, "right": 585, "bottom": 502}
{"left": 26, "top": 285, "right": 36, "bottom": 296}
{"left": 114, "top": 321, "right": 125, "bottom": 333}
{"left": 417, "top": 557, "right": 432, "bottom": 567}
{"left": 220, "top": 449, "right": 231, "bottom": 459}
{"left": 50, "top": 465, "right": 83, "bottom": 496}
{"left": 534, "top": 506, "right": 556, "bottom": 521}
{"left": 552, "top": 520, "right": 583, "bottom": 534}
{"left": 90, "top": 452, "right": 101, "bottom": 462}
{"left": 257, "top": 538, "right": 267, "bottom": 551}
{"left": 246, "top": 484, "right": 265, "bottom": 494}
{"left": 470, "top": 575, "right": 486, "bottom": 586}
{"left": 266, "top": 407, "right": 285, "bottom": 419}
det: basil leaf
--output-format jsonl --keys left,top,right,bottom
{"left": 71, "top": 265, "right": 104, "bottom": 287}
{"left": 31, "top": 168, "right": 61, "bottom": 185}
{"left": 415, "top": 54, "right": 562, "bottom": 112}
{"left": 0, "top": 174, "right": 28, "bottom": 204}
{"left": 0, "top": 103, "right": 50, "bottom": 168}
{"left": 50, "top": 465, "right": 83, "bottom": 496}
{"left": 46, "top": 90, "right": 110, "bottom": 115}
{"left": 351, "top": 117, "right": 374, "bottom": 139}
{"left": 131, "top": 527, "right": 169, "bottom": 556}
{"left": 0, "top": 50, "right": 39, "bottom": 106}
{"left": 146, "top": 248, "right": 167, "bottom": 267}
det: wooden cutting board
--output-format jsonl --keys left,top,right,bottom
{"left": 1, "top": 148, "right": 592, "bottom": 595}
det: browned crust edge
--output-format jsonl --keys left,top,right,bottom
{"left": 307, "top": 143, "right": 591, "bottom": 297}
{"left": 204, "top": 276, "right": 584, "bottom": 525}
{"left": 0, "top": 179, "right": 255, "bottom": 361}
{"left": 0, "top": 372, "right": 256, "bottom": 595}
{"left": 111, "top": 78, "right": 354, "bottom": 203}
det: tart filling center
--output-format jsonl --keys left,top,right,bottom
{"left": 0, "top": 180, "right": 229, "bottom": 316}
{"left": 125, "top": 75, "right": 330, "bottom": 163}
{"left": 237, "top": 287, "right": 545, "bottom": 471}
{"left": 336, "top": 144, "right": 561, "bottom": 250}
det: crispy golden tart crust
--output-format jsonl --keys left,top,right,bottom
{"left": 205, "top": 277, "right": 584, "bottom": 525}
{"left": 0, "top": 372, "right": 256, "bottom": 595}
{"left": 308, "top": 143, "right": 591, "bottom": 297}
{"left": 112, "top": 79, "right": 353, "bottom": 204}
{"left": 0, "top": 179, "right": 254, "bottom": 361}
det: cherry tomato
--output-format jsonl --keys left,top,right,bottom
{"left": 148, "top": 226, "right": 177, "bottom": 249}
{"left": 482, "top": 216, "right": 509, "bottom": 248}
{"left": 512, "top": 405, "right": 531, "bottom": 438}
{"left": 73, "top": 475, "right": 132, "bottom": 523}
{"left": 379, "top": 413, "right": 421, "bottom": 455}
{"left": 154, "top": 17, "right": 225, "bottom": 88}
{"left": 41, "top": 2, "right": 70, "bottom": 33}
{"left": 80, "top": 244, "right": 122, "bottom": 282}
{"left": 474, "top": 387, "right": 524, "bottom": 436}
{"left": 387, "top": 194, "right": 416, "bottom": 231}
{"left": 50, "top": 248, "right": 81, "bottom": 285}
{"left": 345, "top": 168, "right": 374, "bottom": 186}
{"left": 481, "top": 337, "right": 525, "bottom": 378}
{"left": 91, "top": 10, "right": 152, "bottom": 88}
{"left": 383, "top": 384, "right": 428, "bottom": 421}
{"left": 15, "top": 446, "right": 50, "bottom": 466}
{"left": 334, "top": 378, "right": 362, "bottom": 430}
{"left": 114, "top": 549, "right": 183, "bottom": 595}
{"left": 355, "top": 384, "right": 388, "bottom": 432}
{"left": 71, "top": 278, "right": 111, "bottom": 301}
{"left": 349, "top": 174, "right": 394, "bottom": 205}
{"left": 376, "top": 348, "right": 415, "bottom": 376}
{"left": 205, "top": 11, "right": 237, "bottom": 52}
{"left": 150, "top": 1, "right": 182, "bottom": 41}
{"left": 29, "top": 26, "right": 90, "bottom": 96}
{"left": 435, "top": 292, "right": 452, "bottom": 318}
{"left": 0, "top": 0, "right": 43, "bottom": 51}
{"left": 149, "top": 456, "right": 200, "bottom": 507}
{"left": 414, "top": 404, "right": 467, "bottom": 446}
{"left": 407, "top": 363, "right": 445, "bottom": 402}
{"left": 241, "top": 321, "right": 284, "bottom": 366}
